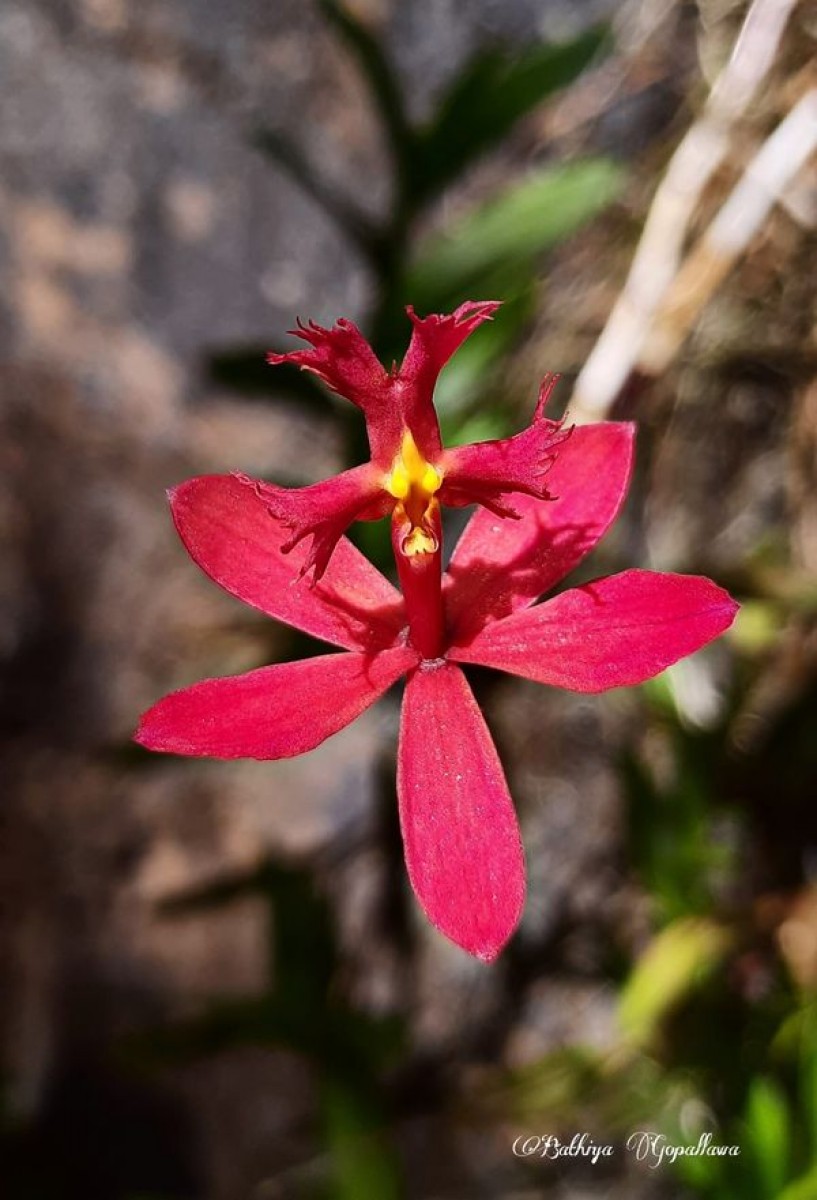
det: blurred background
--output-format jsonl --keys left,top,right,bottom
{"left": 1, "top": 0, "right": 816, "bottom": 1197}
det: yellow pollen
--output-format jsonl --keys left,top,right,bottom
{"left": 387, "top": 463, "right": 410, "bottom": 500}
{"left": 421, "top": 463, "right": 441, "bottom": 494}
{"left": 384, "top": 430, "right": 442, "bottom": 502}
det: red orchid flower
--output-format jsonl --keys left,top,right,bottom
{"left": 263, "top": 302, "right": 569, "bottom": 579}
{"left": 135, "top": 418, "right": 737, "bottom": 961}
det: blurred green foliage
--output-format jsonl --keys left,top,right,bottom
{"left": 622, "top": 720, "right": 738, "bottom": 924}
{"left": 407, "top": 159, "right": 623, "bottom": 313}
{"left": 617, "top": 917, "right": 733, "bottom": 1049}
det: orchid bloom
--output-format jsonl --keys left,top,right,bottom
{"left": 136, "top": 352, "right": 738, "bottom": 958}
{"left": 263, "top": 302, "right": 569, "bottom": 579}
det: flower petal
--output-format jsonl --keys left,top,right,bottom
{"left": 440, "top": 375, "right": 568, "bottom": 513}
{"left": 267, "top": 317, "right": 401, "bottom": 462}
{"left": 444, "top": 421, "right": 635, "bottom": 642}
{"left": 451, "top": 570, "right": 739, "bottom": 692}
{"left": 398, "top": 661, "right": 525, "bottom": 960}
{"left": 136, "top": 645, "right": 417, "bottom": 760}
{"left": 253, "top": 463, "right": 387, "bottom": 582}
{"left": 267, "top": 304, "right": 502, "bottom": 470}
{"left": 399, "top": 302, "right": 501, "bottom": 455}
{"left": 170, "top": 474, "right": 405, "bottom": 652}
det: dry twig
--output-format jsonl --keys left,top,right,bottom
{"left": 642, "top": 88, "right": 817, "bottom": 373}
{"left": 570, "top": 0, "right": 803, "bottom": 422}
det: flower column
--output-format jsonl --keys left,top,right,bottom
{"left": 385, "top": 430, "right": 445, "bottom": 660}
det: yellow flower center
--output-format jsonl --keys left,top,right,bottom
{"left": 384, "top": 429, "right": 442, "bottom": 557}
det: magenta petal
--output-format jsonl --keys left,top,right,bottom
{"left": 402, "top": 302, "right": 501, "bottom": 383}
{"left": 170, "top": 474, "right": 405, "bottom": 652}
{"left": 267, "top": 303, "right": 501, "bottom": 466}
{"left": 398, "top": 662, "right": 525, "bottom": 960}
{"left": 136, "top": 644, "right": 417, "bottom": 759}
{"left": 268, "top": 318, "right": 401, "bottom": 462}
{"left": 444, "top": 421, "right": 635, "bottom": 642}
{"left": 253, "top": 463, "right": 386, "bottom": 581}
{"left": 439, "top": 378, "right": 568, "bottom": 512}
{"left": 399, "top": 302, "right": 501, "bottom": 455}
{"left": 451, "top": 570, "right": 739, "bottom": 692}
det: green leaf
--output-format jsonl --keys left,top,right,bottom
{"left": 745, "top": 1077, "right": 791, "bottom": 1198}
{"left": 672, "top": 1139, "right": 727, "bottom": 1192}
{"left": 322, "top": 1074, "right": 402, "bottom": 1200}
{"left": 779, "top": 1167, "right": 817, "bottom": 1200}
{"left": 412, "top": 27, "right": 609, "bottom": 202}
{"left": 729, "top": 599, "right": 783, "bottom": 655}
{"left": 618, "top": 917, "right": 731, "bottom": 1048}
{"left": 349, "top": 515, "right": 393, "bottom": 576}
{"left": 622, "top": 731, "right": 724, "bottom": 925}
{"left": 407, "top": 159, "right": 623, "bottom": 308}
{"left": 802, "top": 1045, "right": 817, "bottom": 1158}
{"left": 499, "top": 1046, "right": 604, "bottom": 1120}
{"left": 500, "top": 1045, "right": 689, "bottom": 1134}
{"left": 444, "top": 411, "right": 508, "bottom": 447}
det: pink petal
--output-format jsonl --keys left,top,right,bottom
{"left": 451, "top": 570, "right": 738, "bottom": 692}
{"left": 268, "top": 317, "right": 401, "bottom": 462}
{"left": 444, "top": 421, "right": 635, "bottom": 643}
{"left": 398, "top": 661, "right": 525, "bottom": 960}
{"left": 439, "top": 375, "right": 569, "bottom": 513}
{"left": 136, "top": 644, "right": 417, "bottom": 760}
{"left": 170, "top": 474, "right": 405, "bottom": 652}
{"left": 252, "top": 463, "right": 387, "bottom": 581}
{"left": 399, "top": 302, "right": 501, "bottom": 456}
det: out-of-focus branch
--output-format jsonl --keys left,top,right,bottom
{"left": 642, "top": 89, "right": 817, "bottom": 373}
{"left": 570, "top": 0, "right": 802, "bottom": 422}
